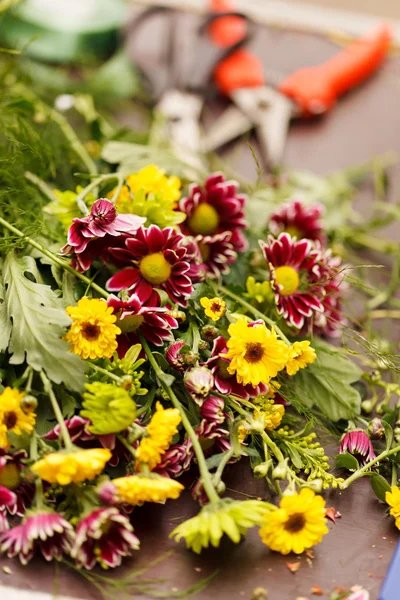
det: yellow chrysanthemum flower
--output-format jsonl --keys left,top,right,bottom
{"left": 0, "top": 388, "right": 36, "bottom": 448}
{"left": 136, "top": 402, "right": 181, "bottom": 470}
{"left": 224, "top": 318, "right": 289, "bottom": 386}
{"left": 32, "top": 448, "right": 111, "bottom": 485}
{"left": 259, "top": 488, "right": 328, "bottom": 555}
{"left": 65, "top": 297, "right": 121, "bottom": 360}
{"left": 254, "top": 404, "right": 285, "bottom": 431}
{"left": 200, "top": 297, "right": 226, "bottom": 322}
{"left": 386, "top": 486, "right": 400, "bottom": 529}
{"left": 286, "top": 340, "right": 317, "bottom": 376}
{"left": 111, "top": 475, "right": 184, "bottom": 504}
{"left": 126, "top": 165, "right": 181, "bottom": 201}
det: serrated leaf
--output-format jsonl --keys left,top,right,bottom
{"left": 335, "top": 452, "right": 359, "bottom": 471}
{"left": 290, "top": 338, "right": 362, "bottom": 421}
{"left": 2, "top": 252, "right": 86, "bottom": 391}
{"left": 370, "top": 473, "right": 391, "bottom": 502}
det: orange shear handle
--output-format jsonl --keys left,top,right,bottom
{"left": 214, "top": 49, "right": 265, "bottom": 95}
{"left": 279, "top": 23, "right": 392, "bottom": 116}
{"left": 208, "top": 0, "right": 247, "bottom": 48}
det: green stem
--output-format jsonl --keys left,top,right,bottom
{"left": 40, "top": 371, "right": 73, "bottom": 451}
{"left": 116, "top": 434, "right": 136, "bottom": 459}
{"left": 25, "top": 171, "right": 58, "bottom": 203}
{"left": 260, "top": 430, "right": 285, "bottom": 463}
{"left": 110, "top": 173, "right": 125, "bottom": 204}
{"left": 75, "top": 173, "right": 122, "bottom": 215}
{"left": 217, "top": 284, "right": 291, "bottom": 344}
{"left": 351, "top": 232, "right": 399, "bottom": 254}
{"left": 88, "top": 362, "right": 122, "bottom": 384}
{"left": 0, "top": 216, "right": 109, "bottom": 299}
{"left": 139, "top": 334, "right": 220, "bottom": 504}
{"left": 213, "top": 448, "right": 235, "bottom": 486}
{"left": 49, "top": 107, "right": 97, "bottom": 179}
{"left": 30, "top": 432, "right": 45, "bottom": 508}
{"left": 137, "top": 387, "right": 156, "bottom": 416}
{"left": 343, "top": 444, "right": 400, "bottom": 488}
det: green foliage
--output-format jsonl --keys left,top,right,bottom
{"left": 0, "top": 252, "right": 86, "bottom": 391}
{"left": 335, "top": 452, "right": 359, "bottom": 471}
{"left": 288, "top": 338, "right": 362, "bottom": 422}
{"left": 370, "top": 473, "right": 391, "bottom": 502}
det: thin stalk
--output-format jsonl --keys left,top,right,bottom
{"left": 139, "top": 335, "right": 220, "bottom": 504}
{"left": 213, "top": 448, "right": 235, "bottom": 486}
{"left": 260, "top": 430, "right": 285, "bottom": 463}
{"left": 88, "top": 362, "right": 122, "bottom": 384}
{"left": 0, "top": 216, "right": 109, "bottom": 298}
{"left": 40, "top": 371, "right": 73, "bottom": 451}
{"left": 116, "top": 434, "right": 136, "bottom": 459}
{"left": 75, "top": 173, "right": 122, "bottom": 214}
{"left": 30, "top": 432, "right": 45, "bottom": 508}
{"left": 217, "top": 284, "right": 290, "bottom": 344}
{"left": 110, "top": 173, "right": 125, "bottom": 204}
{"left": 343, "top": 444, "right": 400, "bottom": 488}
{"left": 25, "top": 171, "right": 58, "bottom": 203}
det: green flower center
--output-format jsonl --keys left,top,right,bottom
{"left": 274, "top": 266, "right": 300, "bottom": 296}
{"left": 188, "top": 203, "right": 219, "bottom": 236}
{"left": 0, "top": 463, "right": 21, "bottom": 490}
{"left": 284, "top": 512, "right": 306, "bottom": 533}
{"left": 139, "top": 252, "right": 172, "bottom": 285}
{"left": 244, "top": 342, "right": 265, "bottom": 364}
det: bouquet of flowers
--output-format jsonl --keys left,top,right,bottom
{"left": 0, "top": 84, "right": 399, "bottom": 586}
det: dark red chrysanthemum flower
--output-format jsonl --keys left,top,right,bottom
{"left": 205, "top": 336, "right": 267, "bottom": 399}
{"left": 269, "top": 198, "right": 326, "bottom": 244}
{"left": 155, "top": 439, "right": 194, "bottom": 478}
{"left": 71, "top": 507, "right": 139, "bottom": 569}
{"left": 260, "top": 232, "right": 343, "bottom": 332}
{"left": 339, "top": 430, "right": 376, "bottom": 465}
{"left": 180, "top": 173, "right": 247, "bottom": 252}
{"left": 108, "top": 293, "right": 178, "bottom": 347}
{"left": 196, "top": 231, "right": 237, "bottom": 279}
{"left": 181, "top": 237, "right": 207, "bottom": 284}
{"left": 61, "top": 199, "right": 145, "bottom": 271}
{"left": 0, "top": 511, "right": 75, "bottom": 565}
{"left": 107, "top": 225, "right": 193, "bottom": 307}
{"left": 200, "top": 396, "right": 226, "bottom": 425}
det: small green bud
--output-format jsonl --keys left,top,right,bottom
{"left": 21, "top": 395, "right": 38, "bottom": 413}
{"left": 304, "top": 479, "right": 323, "bottom": 493}
{"left": 272, "top": 460, "right": 288, "bottom": 480}
{"left": 253, "top": 462, "right": 271, "bottom": 478}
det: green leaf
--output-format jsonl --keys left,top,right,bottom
{"left": 289, "top": 338, "right": 362, "bottom": 421}
{"left": 382, "top": 420, "right": 394, "bottom": 451}
{"left": 335, "top": 452, "right": 359, "bottom": 471}
{"left": 0, "top": 283, "right": 12, "bottom": 352}
{"left": 2, "top": 252, "right": 86, "bottom": 391}
{"left": 370, "top": 473, "right": 391, "bottom": 502}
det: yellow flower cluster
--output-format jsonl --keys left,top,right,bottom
{"left": 112, "top": 475, "right": 183, "bottom": 504}
{"left": 254, "top": 404, "right": 285, "bottom": 431}
{"left": 200, "top": 297, "right": 226, "bottom": 322}
{"left": 0, "top": 388, "right": 36, "bottom": 449}
{"left": 259, "top": 488, "right": 328, "bottom": 554}
{"left": 386, "top": 486, "right": 400, "bottom": 529}
{"left": 32, "top": 448, "right": 111, "bottom": 485}
{"left": 65, "top": 297, "right": 121, "bottom": 360}
{"left": 224, "top": 318, "right": 316, "bottom": 387}
{"left": 136, "top": 402, "right": 181, "bottom": 470}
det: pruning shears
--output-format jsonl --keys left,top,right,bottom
{"left": 204, "top": 0, "right": 392, "bottom": 168}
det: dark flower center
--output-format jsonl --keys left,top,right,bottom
{"left": 284, "top": 512, "right": 306, "bottom": 533}
{"left": 82, "top": 323, "right": 101, "bottom": 341}
{"left": 211, "top": 302, "right": 222, "bottom": 313}
{"left": 3, "top": 411, "right": 17, "bottom": 430}
{"left": 244, "top": 342, "right": 264, "bottom": 364}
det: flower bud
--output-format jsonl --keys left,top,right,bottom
{"left": 304, "top": 479, "right": 323, "bottom": 493}
{"left": 216, "top": 480, "right": 226, "bottom": 495}
{"left": 198, "top": 340, "right": 209, "bottom": 352}
{"left": 368, "top": 417, "right": 385, "bottom": 440}
{"left": 272, "top": 460, "right": 288, "bottom": 480}
{"left": 361, "top": 399, "right": 375, "bottom": 414}
{"left": 201, "top": 325, "right": 219, "bottom": 341}
{"left": 98, "top": 481, "right": 118, "bottom": 506}
{"left": 167, "top": 309, "right": 186, "bottom": 323}
{"left": 184, "top": 367, "right": 214, "bottom": 405}
{"left": 253, "top": 462, "right": 271, "bottom": 478}
{"left": 21, "top": 395, "right": 38, "bottom": 414}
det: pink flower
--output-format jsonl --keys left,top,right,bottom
{"left": 0, "top": 512, "right": 8, "bottom": 533}
{"left": 0, "top": 511, "right": 75, "bottom": 565}
{"left": 205, "top": 336, "right": 267, "bottom": 399}
{"left": 260, "top": 232, "right": 343, "bottom": 332}
{"left": 108, "top": 293, "right": 178, "bottom": 347}
{"left": 155, "top": 439, "right": 194, "bottom": 478}
{"left": 339, "top": 430, "right": 376, "bottom": 465}
{"left": 0, "top": 486, "right": 17, "bottom": 512}
{"left": 180, "top": 173, "right": 247, "bottom": 252}
{"left": 165, "top": 340, "right": 198, "bottom": 371}
{"left": 196, "top": 231, "right": 237, "bottom": 279}
{"left": 269, "top": 199, "right": 326, "bottom": 244}
{"left": 43, "top": 416, "right": 93, "bottom": 444}
{"left": 181, "top": 237, "right": 207, "bottom": 284}
{"left": 61, "top": 199, "right": 145, "bottom": 272}
{"left": 196, "top": 419, "right": 230, "bottom": 454}
{"left": 200, "top": 396, "right": 226, "bottom": 425}
{"left": 71, "top": 507, "right": 139, "bottom": 569}
{"left": 184, "top": 367, "right": 214, "bottom": 405}
{"left": 107, "top": 225, "right": 193, "bottom": 307}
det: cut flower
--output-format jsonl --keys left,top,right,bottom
{"left": 32, "top": 448, "right": 111, "bottom": 485}
{"left": 0, "top": 388, "right": 36, "bottom": 449}
{"left": 81, "top": 382, "right": 136, "bottom": 435}
{"left": 200, "top": 296, "right": 226, "bottom": 321}
{"left": 224, "top": 318, "right": 289, "bottom": 386}
{"left": 65, "top": 297, "right": 121, "bottom": 360}
{"left": 136, "top": 402, "right": 181, "bottom": 470}
{"left": 171, "top": 499, "right": 272, "bottom": 554}
{"left": 259, "top": 488, "right": 328, "bottom": 554}
{"left": 103, "top": 474, "right": 184, "bottom": 505}
{"left": 286, "top": 340, "right": 317, "bottom": 376}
